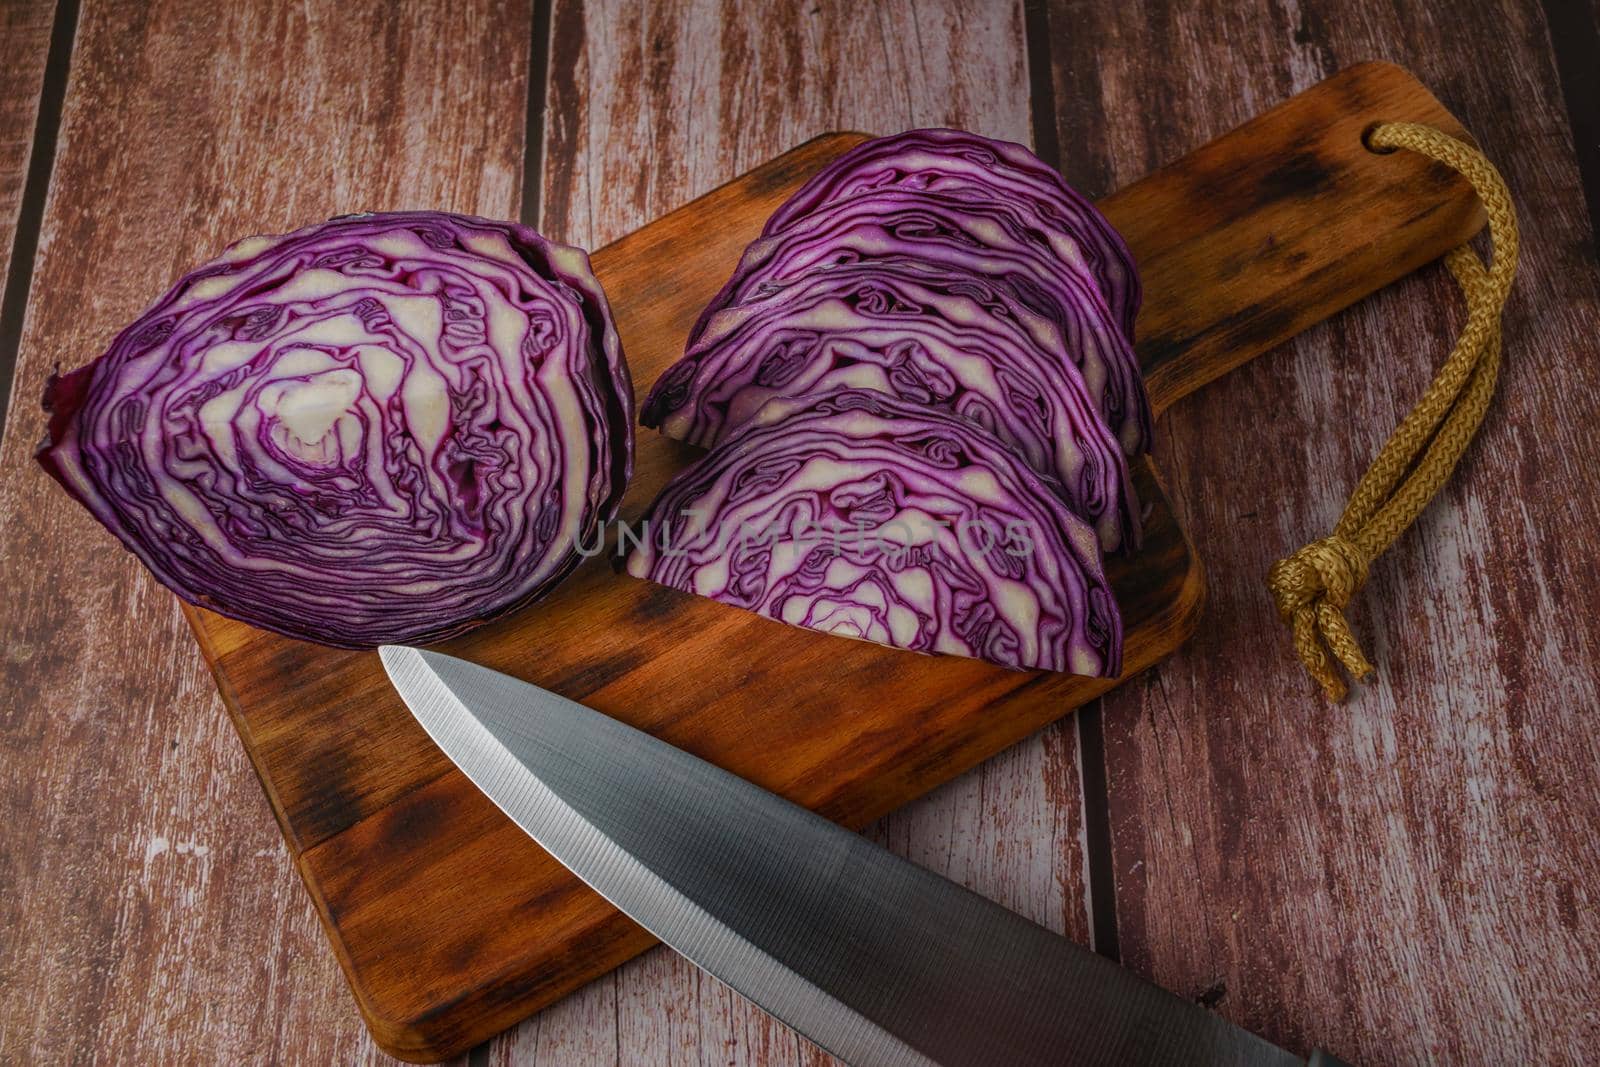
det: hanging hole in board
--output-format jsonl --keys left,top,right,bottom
{"left": 1361, "top": 123, "right": 1399, "bottom": 154}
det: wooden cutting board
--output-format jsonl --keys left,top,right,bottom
{"left": 183, "top": 62, "right": 1483, "bottom": 1062}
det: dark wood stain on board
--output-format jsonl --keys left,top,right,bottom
{"left": 0, "top": 2, "right": 532, "bottom": 1064}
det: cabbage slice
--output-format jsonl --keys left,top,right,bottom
{"left": 763, "top": 128, "right": 1141, "bottom": 342}
{"left": 626, "top": 390, "right": 1121, "bottom": 676}
{"left": 642, "top": 259, "right": 1139, "bottom": 552}
{"left": 680, "top": 188, "right": 1150, "bottom": 459}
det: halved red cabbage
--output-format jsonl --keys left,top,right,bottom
{"left": 36, "top": 211, "right": 632, "bottom": 648}
{"left": 762, "top": 128, "right": 1141, "bottom": 341}
{"left": 625, "top": 390, "right": 1121, "bottom": 676}
{"left": 641, "top": 258, "right": 1139, "bottom": 552}
{"left": 675, "top": 188, "right": 1151, "bottom": 458}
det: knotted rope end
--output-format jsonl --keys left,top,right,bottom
{"left": 1268, "top": 535, "right": 1375, "bottom": 703}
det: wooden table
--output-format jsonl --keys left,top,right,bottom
{"left": 2, "top": 1, "right": 1597, "bottom": 1063}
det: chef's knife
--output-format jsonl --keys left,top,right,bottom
{"left": 381, "top": 646, "right": 1346, "bottom": 1067}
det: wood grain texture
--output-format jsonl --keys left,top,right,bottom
{"left": 0, "top": 0, "right": 532, "bottom": 1063}
{"left": 1045, "top": 0, "right": 1600, "bottom": 1063}
{"left": 173, "top": 61, "right": 1482, "bottom": 1063}
{"left": 505, "top": 8, "right": 1052, "bottom": 1062}
{"left": 0, "top": 0, "right": 54, "bottom": 298}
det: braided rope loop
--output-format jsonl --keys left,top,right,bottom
{"left": 1269, "top": 121, "right": 1519, "bottom": 701}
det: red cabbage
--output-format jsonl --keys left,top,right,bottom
{"left": 763, "top": 128, "right": 1141, "bottom": 341}
{"left": 36, "top": 211, "right": 632, "bottom": 648}
{"left": 641, "top": 258, "right": 1139, "bottom": 552}
{"left": 625, "top": 390, "right": 1121, "bottom": 676}
{"left": 633, "top": 129, "right": 1147, "bottom": 674}
{"left": 670, "top": 185, "right": 1150, "bottom": 460}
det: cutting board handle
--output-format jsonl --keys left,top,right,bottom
{"left": 1096, "top": 61, "right": 1487, "bottom": 416}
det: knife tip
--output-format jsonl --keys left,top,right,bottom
{"left": 378, "top": 643, "right": 420, "bottom": 679}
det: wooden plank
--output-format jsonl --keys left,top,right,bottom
{"left": 517, "top": 9, "right": 1044, "bottom": 1062}
{"left": 1541, "top": 0, "right": 1600, "bottom": 259}
{"left": 0, "top": 0, "right": 532, "bottom": 1063}
{"left": 1044, "top": 1, "right": 1600, "bottom": 1062}
{"left": 0, "top": 0, "right": 58, "bottom": 428}
{"left": 0, "top": 0, "right": 54, "bottom": 300}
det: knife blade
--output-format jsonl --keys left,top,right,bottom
{"left": 380, "top": 646, "right": 1338, "bottom": 1067}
